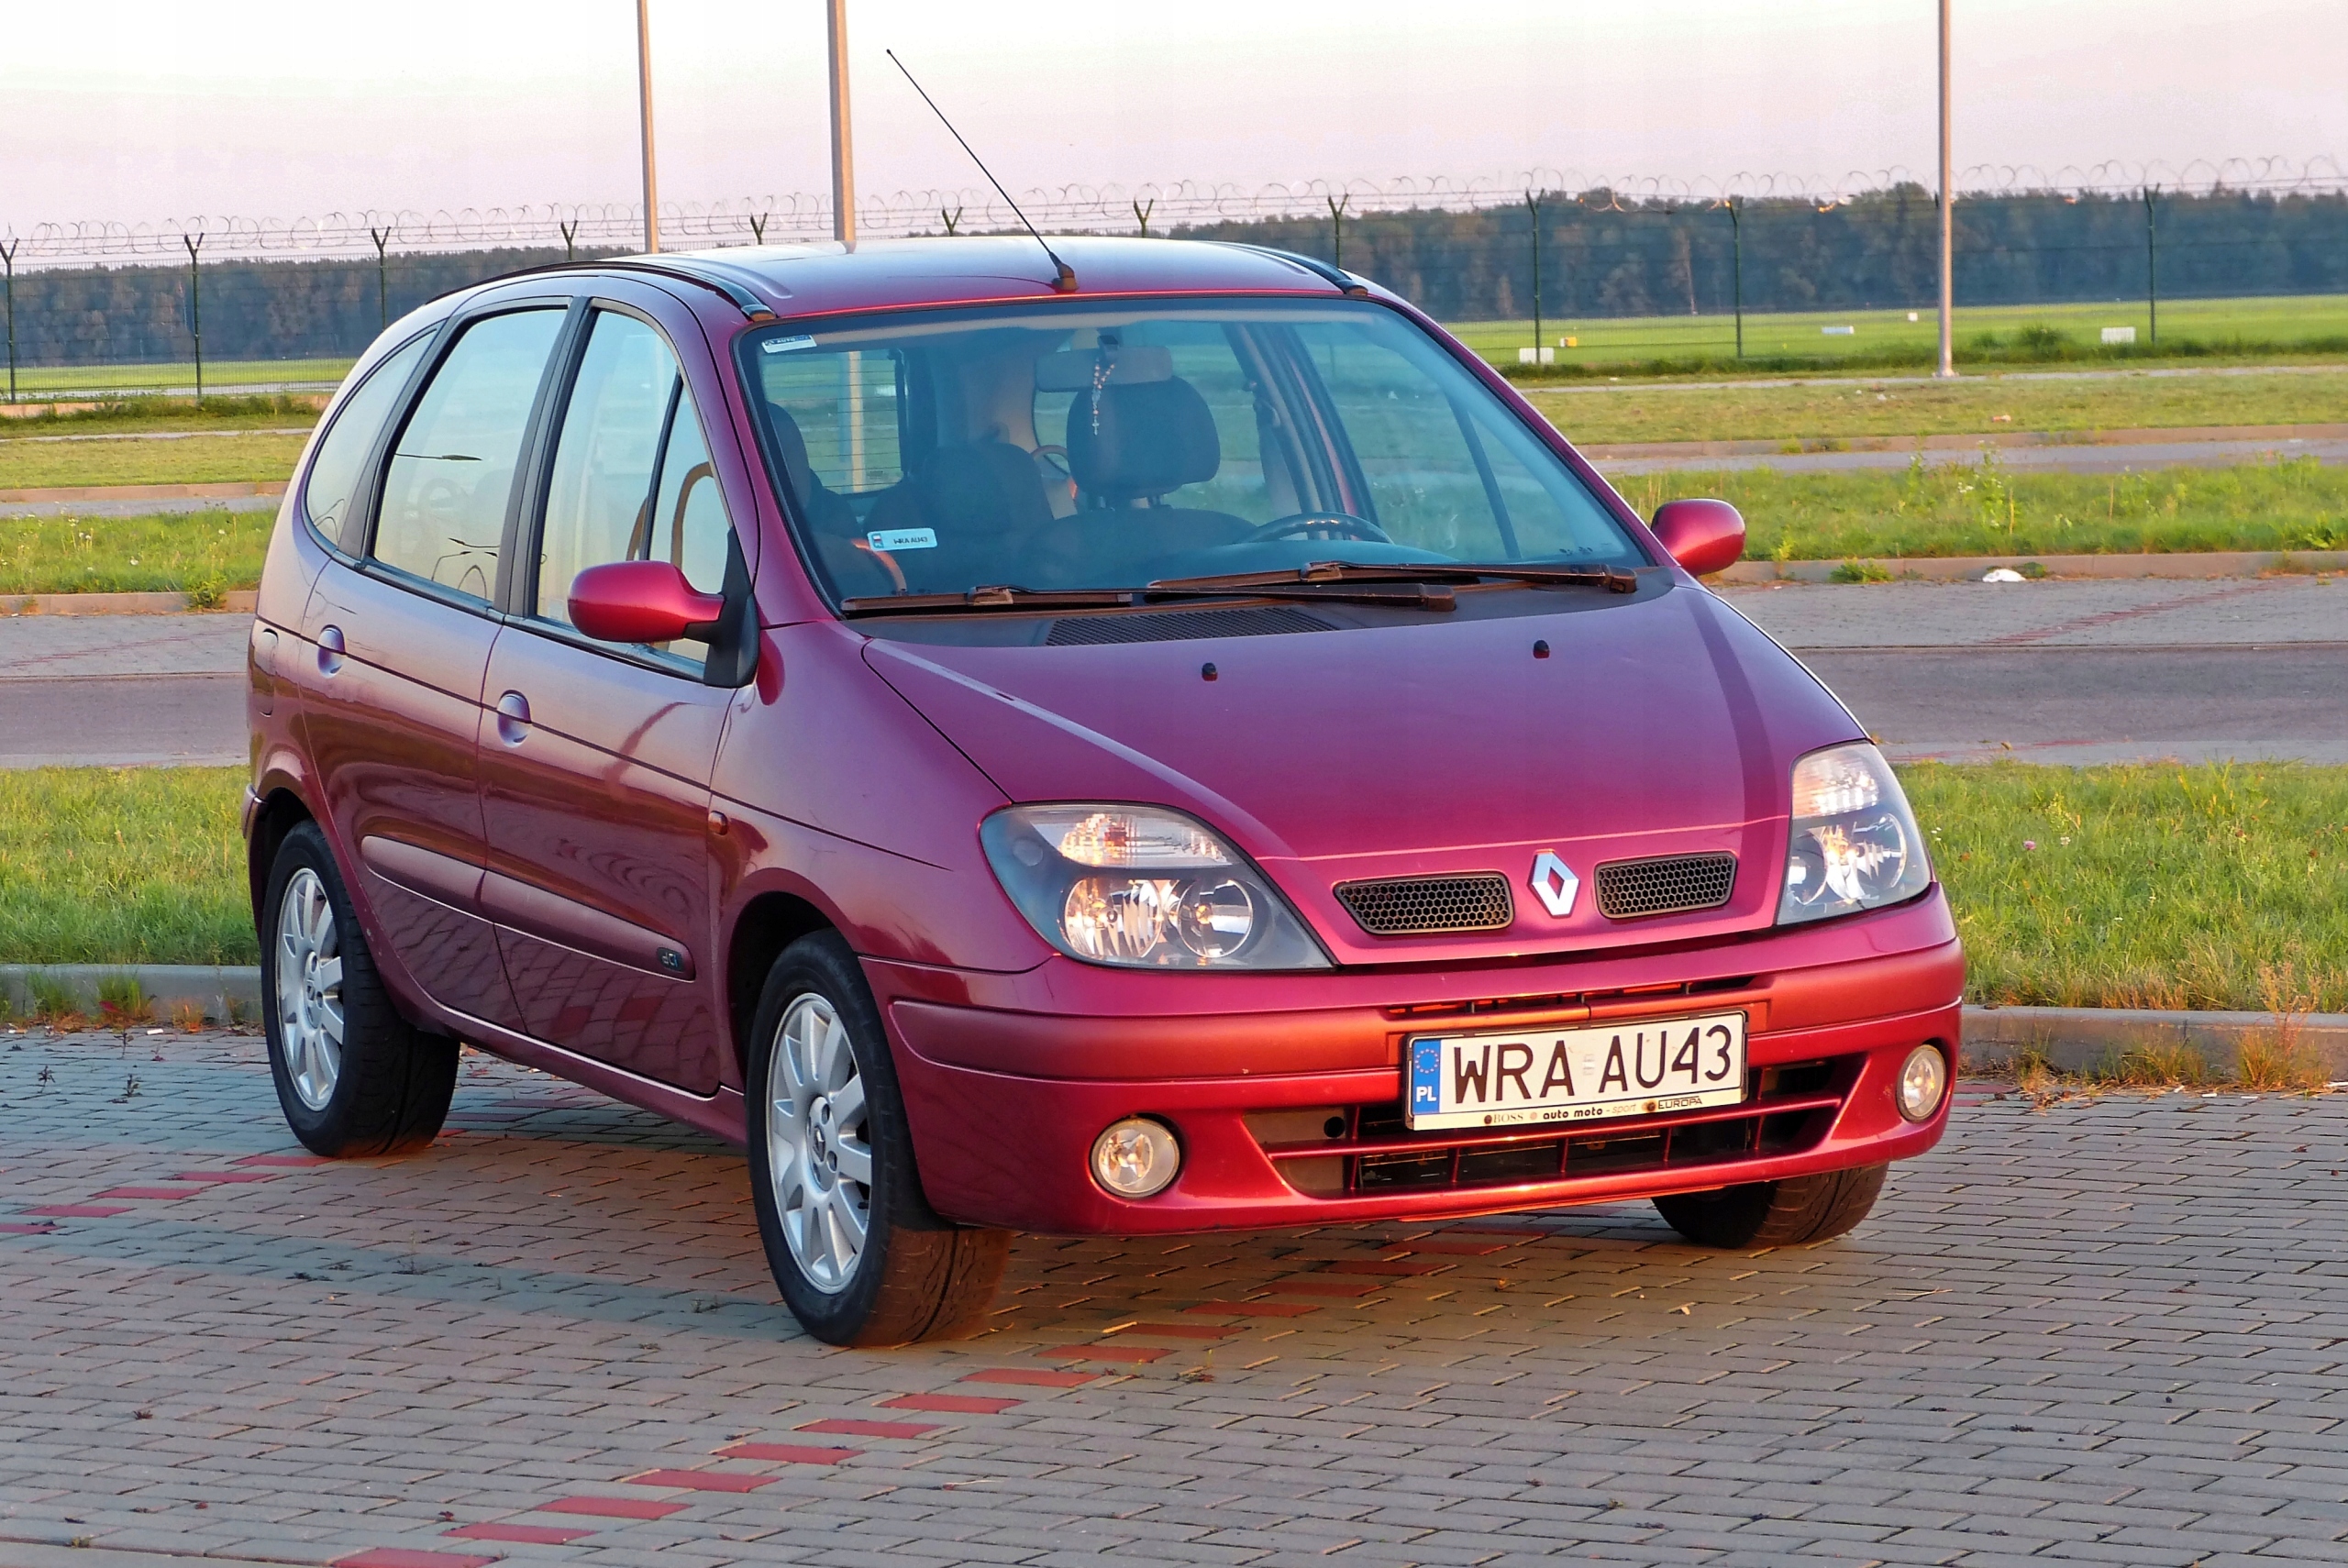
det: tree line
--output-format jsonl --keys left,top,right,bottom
{"left": 6, "top": 185, "right": 2344, "bottom": 366}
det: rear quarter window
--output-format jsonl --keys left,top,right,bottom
{"left": 301, "top": 333, "right": 431, "bottom": 551}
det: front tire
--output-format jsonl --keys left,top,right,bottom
{"left": 260, "top": 821, "right": 456, "bottom": 1156}
{"left": 1652, "top": 1163, "right": 1888, "bottom": 1248}
{"left": 747, "top": 933, "right": 1008, "bottom": 1346}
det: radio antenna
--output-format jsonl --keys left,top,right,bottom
{"left": 886, "top": 49, "right": 1077, "bottom": 293}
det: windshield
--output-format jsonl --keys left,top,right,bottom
{"left": 739, "top": 297, "right": 1645, "bottom": 603}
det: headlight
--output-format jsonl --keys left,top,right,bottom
{"left": 981, "top": 804, "right": 1329, "bottom": 969}
{"left": 1777, "top": 743, "right": 1933, "bottom": 924}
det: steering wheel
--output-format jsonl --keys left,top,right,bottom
{"left": 1238, "top": 511, "right": 1392, "bottom": 545}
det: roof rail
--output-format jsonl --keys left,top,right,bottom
{"left": 435, "top": 256, "right": 784, "bottom": 321}
{"left": 1219, "top": 244, "right": 1369, "bottom": 298}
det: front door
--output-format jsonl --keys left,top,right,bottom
{"left": 475, "top": 299, "right": 746, "bottom": 1094}
{"left": 301, "top": 303, "right": 571, "bottom": 1031}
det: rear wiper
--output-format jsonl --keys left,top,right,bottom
{"left": 1146, "top": 560, "right": 1641, "bottom": 595}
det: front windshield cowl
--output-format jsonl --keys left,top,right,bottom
{"left": 736, "top": 296, "right": 1650, "bottom": 615}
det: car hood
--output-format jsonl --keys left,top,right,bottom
{"left": 862, "top": 583, "right": 1866, "bottom": 963}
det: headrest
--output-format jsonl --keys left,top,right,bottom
{"left": 763, "top": 401, "right": 817, "bottom": 502}
{"left": 914, "top": 441, "right": 1056, "bottom": 536}
{"left": 1067, "top": 378, "right": 1221, "bottom": 503}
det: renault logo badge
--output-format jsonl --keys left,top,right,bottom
{"left": 1530, "top": 852, "right": 1579, "bottom": 917}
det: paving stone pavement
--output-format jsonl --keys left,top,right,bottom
{"left": 3, "top": 1031, "right": 2345, "bottom": 1566}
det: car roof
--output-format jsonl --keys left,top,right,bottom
{"left": 488, "top": 235, "right": 1373, "bottom": 324}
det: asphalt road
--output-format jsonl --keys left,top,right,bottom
{"left": 1597, "top": 435, "right": 2347, "bottom": 477}
{"left": 3, "top": 577, "right": 2341, "bottom": 768}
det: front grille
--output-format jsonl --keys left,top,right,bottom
{"left": 1251, "top": 1056, "right": 1853, "bottom": 1199}
{"left": 1045, "top": 607, "right": 1336, "bottom": 646}
{"left": 1335, "top": 873, "right": 1512, "bottom": 935}
{"left": 1595, "top": 852, "right": 1737, "bottom": 920}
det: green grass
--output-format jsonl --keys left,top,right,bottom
{"left": 3, "top": 764, "right": 2343, "bottom": 1017}
{"left": 5, "top": 358, "right": 353, "bottom": 398}
{"left": 1525, "top": 366, "right": 2348, "bottom": 447}
{"left": 0, "top": 768, "right": 252, "bottom": 967}
{"left": 0, "top": 509, "right": 270, "bottom": 596}
{"left": 0, "top": 432, "right": 307, "bottom": 491}
{"left": 0, "top": 393, "right": 325, "bottom": 436}
{"left": 1458, "top": 292, "right": 2348, "bottom": 377}
{"left": 1616, "top": 454, "right": 2348, "bottom": 561}
{"left": 1911, "top": 762, "right": 2348, "bottom": 1013}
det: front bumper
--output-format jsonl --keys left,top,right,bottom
{"left": 876, "top": 892, "right": 1964, "bottom": 1234}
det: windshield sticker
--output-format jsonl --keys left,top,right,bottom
{"left": 761, "top": 335, "right": 818, "bottom": 354}
{"left": 867, "top": 528, "right": 937, "bottom": 553}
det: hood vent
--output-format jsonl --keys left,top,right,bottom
{"left": 1335, "top": 873, "right": 1513, "bottom": 935}
{"left": 1595, "top": 853, "right": 1738, "bottom": 920}
{"left": 1046, "top": 607, "right": 1337, "bottom": 646}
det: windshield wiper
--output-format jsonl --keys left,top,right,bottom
{"left": 1146, "top": 560, "right": 1641, "bottom": 595}
{"left": 843, "top": 579, "right": 1459, "bottom": 617}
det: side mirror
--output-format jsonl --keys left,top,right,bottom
{"left": 568, "top": 559, "right": 725, "bottom": 645}
{"left": 1650, "top": 498, "right": 1745, "bottom": 578}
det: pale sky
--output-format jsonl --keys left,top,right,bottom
{"left": 6, "top": 0, "right": 2342, "bottom": 232}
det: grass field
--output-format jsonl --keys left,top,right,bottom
{"left": 0, "top": 510, "right": 267, "bottom": 597}
{"left": 4, "top": 358, "right": 353, "bottom": 399}
{"left": 1457, "top": 293, "right": 2348, "bottom": 375}
{"left": 1527, "top": 366, "right": 2348, "bottom": 447}
{"left": 1623, "top": 454, "right": 2348, "bottom": 561}
{"left": 0, "top": 432, "right": 306, "bottom": 491}
{"left": 2, "top": 763, "right": 2340, "bottom": 1015}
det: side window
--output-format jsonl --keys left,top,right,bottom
{"left": 302, "top": 333, "right": 430, "bottom": 550}
{"left": 536, "top": 311, "right": 734, "bottom": 667}
{"left": 756, "top": 346, "right": 904, "bottom": 494}
{"left": 373, "top": 309, "right": 566, "bottom": 602}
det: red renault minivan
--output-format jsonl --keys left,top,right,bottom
{"left": 247, "top": 237, "right": 1962, "bottom": 1345}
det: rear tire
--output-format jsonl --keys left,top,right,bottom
{"left": 746, "top": 932, "right": 1009, "bottom": 1346}
{"left": 260, "top": 820, "right": 456, "bottom": 1157}
{"left": 1652, "top": 1163, "right": 1888, "bottom": 1249}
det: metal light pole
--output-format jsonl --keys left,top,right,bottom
{"left": 637, "top": 0, "right": 660, "bottom": 254}
{"left": 1935, "top": 0, "right": 1955, "bottom": 378}
{"left": 828, "top": 0, "right": 855, "bottom": 245}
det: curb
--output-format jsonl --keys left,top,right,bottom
{"left": 7, "top": 966, "right": 2342, "bottom": 1081}
{"left": 3, "top": 590, "right": 258, "bottom": 616}
{"left": 1712, "top": 549, "right": 2348, "bottom": 584}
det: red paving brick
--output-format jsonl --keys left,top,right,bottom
{"left": 94, "top": 1186, "right": 204, "bottom": 1200}
{"left": 621, "top": 1467, "right": 773, "bottom": 1492}
{"left": 1115, "top": 1322, "right": 1237, "bottom": 1338}
{"left": 445, "top": 1521, "right": 599, "bottom": 1544}
{"left": 333, "top": 1551, "right": 498, "bottom": 1568}
{"left": 714, "top": 1441, "right": 858, "bottom": 1464}
{"left": 1036, "top": 1343, "right": 1168, "bottom": 1363}
{"left": 1319, "top": 1259, "right": 1449, "bottom": 1275}
{"left": 798, "top": 1418, "right": 940, "bottom": 1438}
{"left": 22, "top": 1204, "right": 132, "bottom": 1219}
{"left": 1183, "top": 1300, "right": 1321, "bottom": 1316}
{"left": 881, "top": 1393, "right": 1021, "bottom": 1415}
{"left": 0, "top": 1223, "right": 61, "bottom": 1236}
{"left": 959, "top": 1368, "right": 1098, "bottom": 1387}
{"left": 1262, "top": 1279, "right": 1386, "bottom": 1296}
{"left": 536, "top": 1496, "right": 689, "bottom": 1520}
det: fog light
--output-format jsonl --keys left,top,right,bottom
{"left": 1091, "top": 1117, "right": 1181, "bottom": 1198}
{"left": 1896, "top": 1044, "right": 1948, "bottom": 1122}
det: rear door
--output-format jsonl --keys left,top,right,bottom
{"left": 298, "top": 299, "right": 571, "bottom": 1030}
{"left": 474, "top": 286, "right": 751, "bottom": 1094}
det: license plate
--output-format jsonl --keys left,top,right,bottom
{"left": 1405, "top": 1011, "right": 1747, "bottom": 1131}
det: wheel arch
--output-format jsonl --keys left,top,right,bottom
{"left": 247, "top": 786, "right": 319, "bottom": 922}
{"left": 725, "top": 890, "right": 839, "bottom": 1085}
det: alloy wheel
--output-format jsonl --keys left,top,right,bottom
{"left": 274, "top": 867, "right": 346, "bottom": 1111}
{"left": 767, "top": 992, "right": 874, "bottom": 1293}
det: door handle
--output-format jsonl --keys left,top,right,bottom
{"left": 495, "top": 690, "right": 531, "bottom": 745}
{"left": 316, "top": 624, "right": 346, "bottom": 676}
